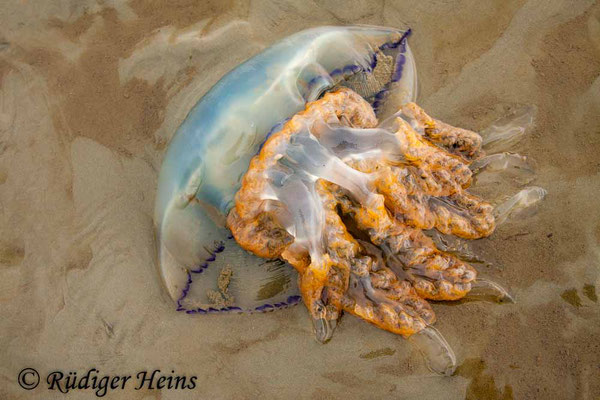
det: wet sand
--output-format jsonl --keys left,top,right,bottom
{"left": 1, "top": 1, "right": 599, "bottom": 399}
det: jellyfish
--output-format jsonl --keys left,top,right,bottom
{"left": 155, "top": 26, "right": 545, "bottom": 375}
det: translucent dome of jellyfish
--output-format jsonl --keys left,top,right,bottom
{"left": 155, "top": 25, "right": 546, "bottom": 375}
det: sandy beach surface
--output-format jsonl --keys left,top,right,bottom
{"left": 1, "top": 1, "right": 599, "bottom": 399}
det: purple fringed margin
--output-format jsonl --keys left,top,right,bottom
{"left": 176, "top": 239, "right": 229, "bottom": 313}
{"left": 176, "top": 237, "right": 302, "bottom": 314}
{"left": 372, "top": 28, "right": 412, "bottom": 114}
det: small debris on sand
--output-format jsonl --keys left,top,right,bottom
{"left": 207, "top": 266, "right": 235, "bottom": 307}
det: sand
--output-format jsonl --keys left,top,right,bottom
{"left": 1, "top": 1, "right": 599, "bottom": 399}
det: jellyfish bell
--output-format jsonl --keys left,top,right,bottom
{"left": 155, "top": 25, "right": 544, "bottom": 376}
{"left": 155, "top": 26, "right": 418, "bottom": 313}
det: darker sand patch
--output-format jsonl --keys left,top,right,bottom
{"left": 256, "top": 274, "right": 291, "bottom": 301}
{"left": 214, "top": 325, "right": 283, "bottom": 356}
{"left": 456, "top": 358, "right": 514, "bottom": 400}
{"left": 359, "top": 347, "right": 396, "bottom": 359}
{"left": 583, "top": 284, "right": 597, "bottom": 302}
{"left": 561, "top": 288, "right": 583, "bottom": 308}
{"left": 322, "top": 371, "right": 375, "bottom": 388}
{"left": 65, "top": 243, "right": 93, "bottom": 272}
{"left": 256, "top": 260, "right": 293, "bottom": 301}
{"left": 0, "top": 241, "right": 25, "bottom": 266}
